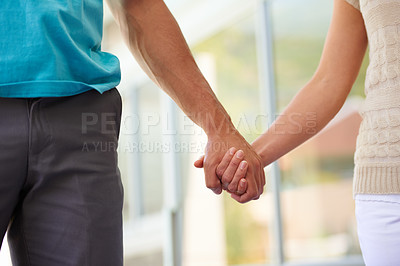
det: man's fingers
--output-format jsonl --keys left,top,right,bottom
{"left": 233, "top": 191, "right": 252, "bottom": 204}
{"left": 204, "top": 162, "right": 223, "bottom": 195}
{"left": 220, "top": 150, "right": 244, "bottom": 188}
{"left": 205, "top": 176, "right": 222, "bottom": 195}
{"left": 212, "top": 186, "right": 223, "bottom": 195}
{"left": 215, "top": 147, "right": 237, "bottom": 178}
{"left": 194, "top": 155, "right": 205, "bottom": 168}
{"left": 237, "top": 190, "right": 256, "bottom": 204}
{"left": 230, "top": 192, "right": 241, "bottom": 202}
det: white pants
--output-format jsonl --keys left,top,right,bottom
{"left": 355, "top": 194, "right": 400, "bottom": 266}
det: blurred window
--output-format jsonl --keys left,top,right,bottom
{"left": 102, "top": 0, "right": 369, "bottom": 265}
{"left": 193, "top": 15, "right": 270, "bottom": 265}
{"left": 273, "top": 0, "right": 367, "bottom": 262}
{"left": 191, "top": 0, "right": 367, "bottom": 264}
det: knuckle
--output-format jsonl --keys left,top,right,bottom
{"left": 237, "top": 190, "right": 245, "bottom": 197}
{"left": 205, "top": 183, "right": 213, "bottom": 189}
{"left": 216, "top": 167, "right": 224, "bottom": 177}
{"left": 213, "top": 188, "right": 222, "bottom": 195}
{"left": 239, "top": 197, "right": 249, "bottom": 204}
{"left": 230, "top": 162, "right": 238, "bottom": 169}
{"left": 230, "top": 158, "right": 240, "bottom": 167}
{"left": 228, "top": 147, "right": 237, "bottom": 155}
{"left": 239, "top": 168, "right": 247, "bottom": 177}
{"left": 227, "top": 183, "right": 237, "bottom": 192}
{"left": 205, "top": 181, "right": 218, "bottom": 189}
{"left": 249, "top": 189, "right": 258, "bottom": 198}
{"left": 235, "top": 189, "right": 243, "bottom": 195}
{"left": 221, "top": 174, "right": 231, "bottom": 184}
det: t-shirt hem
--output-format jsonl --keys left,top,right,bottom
{"left": 0, "top": 80, "right": 120, "bottom": 98}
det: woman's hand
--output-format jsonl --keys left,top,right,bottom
{"left": 194, "top": 147, "right": 248, "bottom": 200}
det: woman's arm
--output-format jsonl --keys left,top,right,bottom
{"left": 253, "top": 0, "right": 367, "bottom": 167}
{"left": 196, "top": 0, "right": 368, "bottom": 194}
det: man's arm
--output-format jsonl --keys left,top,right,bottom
{"left": 106, "top": 0, "right": 265, "bottom": 202}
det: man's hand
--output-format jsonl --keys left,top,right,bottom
{"left": 196, "top": 131, "right": 265, "bottom": 204}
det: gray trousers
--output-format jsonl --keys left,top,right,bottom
{"left": 0, "top": 89, "right": 124, "bottom": 266}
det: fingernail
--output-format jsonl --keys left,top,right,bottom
{"left": 240, "top": 179, "right": 246, "bottom": 187}
{"left": 223, "top": 183, "right": 229, "bottom": 190}
{"left": 236, "top": 150, "right": 244, "bottom": 159}
{"left": 240, "top": 161, "right": 247, "bottom": 169}
{"left": 229, "top": 147, "right": 236, "bottom": 155}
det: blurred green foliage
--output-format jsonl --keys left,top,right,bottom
{"left": 223, "top": 196, "right": 269, "bottom": 265}
{"left": 193, "top": 16, "right": 269, "bottom": 265}
{"left": 274, "top": 37, "right": 369, "bottom": 110}
{"left": 193, "top": 16, "right": 263, "bottom": 144}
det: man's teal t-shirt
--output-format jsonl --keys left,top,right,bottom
{"left": 0, "top": 0, "right": 121, "bottom": 97}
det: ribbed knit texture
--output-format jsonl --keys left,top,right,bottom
{"left": 346, "top": 0, "right": 400, "bottom": 195}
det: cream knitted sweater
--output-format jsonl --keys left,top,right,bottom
{"left": 345, "top": 0, "right": 400, "bottom": 194}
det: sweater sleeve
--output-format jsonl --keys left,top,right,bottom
{"left": 345, "top": 0, "right": 360, "bottom": 10}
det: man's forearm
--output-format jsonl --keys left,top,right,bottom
{"left": 107, "top": 0, "right": 266, "bottom": 202}
{"left": 108, "top": 0, "right": 235, "bottom": 136}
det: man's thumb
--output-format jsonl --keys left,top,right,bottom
{"left": 193, "top": 155, "right": 205, "bottom": 168}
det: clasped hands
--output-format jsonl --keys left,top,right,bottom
{"left": 194, "top": 132, "right": 265, "bottom": 204}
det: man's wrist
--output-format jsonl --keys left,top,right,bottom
{"left": 204, "top": 118, "right": 237, "bottom": 139}
{"left": 198, "top": 108, "right": 236, "bottom": 138}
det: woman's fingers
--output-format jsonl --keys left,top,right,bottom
{"left": 216, "top": 147, "right": 237, "bottom": 178}
{"left": 231, "top": 178, "right": 247, "bottom": 200}
{"left": 229, "top": 160, "right": 248, "bottom": 194}
{"left": 196, "top": 147, "right": 249, "bottom": 196}
{"left": 220, "top": 150, "right": 244, "bottom": 190}
{"left": 236, "top": 176, "right": 248, "bottom": 194}
{"left": 228, "top": 159, "right": 249, "bottom": 193}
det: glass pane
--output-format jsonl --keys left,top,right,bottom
{"left": 118, "top": 83, "right": 165, "bottom": 221}
{"left": 192, "top": 14, "right": 271, "bottom": 265}
{"left": 137, "top": 83, "right": 165, "bottom": 215}
{"left": 272, "top": 0, "right": 367, "bottom": 261}
{"left": 118, "top": 92, "right": 134, "bottom": 222}
{"left": 124, "top": 251, "right": 163, "bottom": 266}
